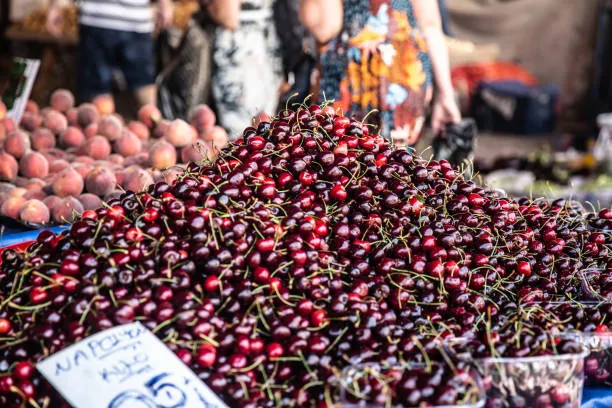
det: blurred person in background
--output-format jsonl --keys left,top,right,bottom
{"left": 47, "top": 0, "right": 173, "bottom": 106}
{"left": 204, "top": 0, "right": 283, "bottom": 139}
{"left": 300, "top": 0, "right": 461, "bottom": 147}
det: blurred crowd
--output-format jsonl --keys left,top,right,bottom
{"left": 46, "top": 0, "right": 460, "bottom": 146}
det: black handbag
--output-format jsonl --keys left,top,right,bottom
{"left": 432, "top": 118, "right": 478, "bottom": 166}
{"left": 273, "top": 0, "right": 317, "bottom": 109}
{"left": 156, "top": 9, "right": 215, "bottom": 120}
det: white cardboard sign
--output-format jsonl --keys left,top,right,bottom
{"left": 37, "top": 322, "right": 229, "bottom": 408}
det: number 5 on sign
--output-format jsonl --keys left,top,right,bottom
{"left": 37, "top": 322, "right": 229, "bottom": 408}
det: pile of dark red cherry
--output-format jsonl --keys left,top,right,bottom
{"left": 0, "top": 104, "right": 610, "bottom": 407}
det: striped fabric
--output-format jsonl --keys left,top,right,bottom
{"left": 79, "top": 0, "right": 154, "bottom": 33}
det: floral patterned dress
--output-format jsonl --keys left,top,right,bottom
{"left": 318, "top": 0, "right": 433, "bottom": 145}
{"left": 212, "top": 0, "right": 283, "bottom": 140}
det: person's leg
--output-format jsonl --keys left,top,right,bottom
{"left": 119, "top": 31, "right": 157, "bottom": 108}
{"left": 77, "top": 25, "right": 115, "bottom": 103}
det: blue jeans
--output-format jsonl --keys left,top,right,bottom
{"left": 78, "top": 25, "right": 155, "bottom": 100}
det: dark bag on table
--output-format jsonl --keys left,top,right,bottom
{"left": 156, "top": 9, "right": 215, "bottom": 120}
{"left": 432, "top": 118, "right": 478, "bottom": 166}
{"left": 273, "top": 0, "right": 317, "bottom": 108}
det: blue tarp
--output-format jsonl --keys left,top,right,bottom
{"left": 584, "top": 388, "right": 612, "bottom": 407}
{"left": 0, "top": 223, "right": 67, "bottom": 248}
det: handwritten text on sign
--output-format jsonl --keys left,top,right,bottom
{"left": 37, "top": 322, "right": 229, "bottom": 408}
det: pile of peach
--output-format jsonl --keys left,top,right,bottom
{"left": 0, "top": 90, "right": 227, "bottom": 226}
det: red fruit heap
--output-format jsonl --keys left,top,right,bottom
{"left": 0, "top": 104, "right": 610, "bottom": 407}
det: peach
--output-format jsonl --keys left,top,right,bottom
{"left": 153, "top": 119, "right": 171, "bottom": 139}
{"left": 123, "top": 152, "right": 149, "bottom": 167}
{"left": 4, "top": 130, "right": 31, "bottom": 158}
{"left": 104, "top": 190, "right": 123, "bottom": 201}
{"left": 25, "top": 100, "right": 39, "bottom": 114}
{"left": 0, "top": 183, "right": 15, "bottom": 194}
{"left": 40, "top": 107, "right": 52, "bottom": 118}
{"left": 85, "top": 167, "right": 117, "bottom": 197}
{"left": 128, "top": 121, "right": 150, "bottom": 141}
{"left": 109, "top": 154, "right": 125, "bottom": 165}
{"left": 201, "top": 124, "right": 228, "bottom": 140}
{"left": 72, "top": 163, "right": 94, "bottom": 179}
{"left": 111, "top": 113, "right": 125, "bottom": 126}
{"left": 1, "top": 196, "right": 26, "bottom": 219}
{"left": 9, "top": 187, "right": 27, "bottom": 197}
{"left": 2, "top": 118, "right": 16, "bottom": 133}
{"left": 149, "top": 140, "right": 177, "bottom": 170}
{"left": 189, "top": 104, "right": 216, "bottom": 132}
{"left": 114, "top": 170, "right": 127, "bottom": 186}
{"left": 92, "top": 95, "right": 115, "bottom": 115}
{"left": 0, "top": 123, "right": 6, "bottom": 143}
{"left": 52, "top": 167, "right": 84, "bottom": 197}
{"left": 77, "top": 103, "right": 100, "bottom": 128}
{"left": 78, "top": 193, "right": 102, "bottom": 210}
{"left": 83, "top": 136, "right": 111, "bottom": 160}
{"left": 211, "top": 126, "right": 229, "bottom": 150}
{"left": 160, "top": 166, "right": 183, "bottom": 185}
{"left": 0, "top": 152, "right": 18, "bottom": 182}
{"left": 123, "top": 168, "right": 153, "bottom": 192}
{"left": 20, "top": 112, "right": 43, "bottom": 131}
{"left": 24, "top": 178, "right": 46, "bottom": 191}
{"left": 138, "top": 104, "right": 162, "bottom": 128}
{"left": 98, "top": 115, "right": 123, "bottom": 141}
{"left": 166, "top": 119, "right": 197, "bottom": 148}
{"left": 42, "top": 148, "right": 66, "bottom": 162}
{"left": 49, "top": 89, "right": 75, "bottom": 113}
{"left": 73, "top": 156, "right": 94, "bottom": 167}
{"left": 85, "top": 123, "right": 98, "bottom": 139}
{"left": 19, "top": 199, "right": 50, "bottom": 224}
{"left": 30, "top": 128, "right": 56, "bottom": 151}
{"left": 48, "top": 159, "right": 69, "bottom": 174}
{"left": 114, "top": 129, "right": 142, "bottom": 157}
{"left": 59, "top": 126, "right": 85, "bottom": 148}
{"left": 19, "top": 152, "right": 49, "bottom": 179}
{"left": 12, "top": 178, "right": 29, "bottom": 188}
{"left": 23, "top": 189, "right": 46, "bottom": 201}
{"left": 52, "top": 196, "right": 83, "bottom": 223}
{"left": 43, "top": 195, "right": 62, "bottom": 212}
{"left": 181, "top": 140, "right": 212, "bottom": 163}
{"left": 0, "top": 101, "right": 5, "bottom": 121}
{"left": 43, "top": 110, "right": 68, "bottom": 135}
{"left": 66, "top": 107, "right": 79, "bottom": 126}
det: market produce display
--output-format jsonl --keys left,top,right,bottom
{"left": 0, "top": 103, "right": 610, "bottom": 407}
{"left": 0, "top": 92, "right": 227, "bottom": 226}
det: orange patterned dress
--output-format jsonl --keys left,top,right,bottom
{"left": 318, "top": 0, "right": 433, "bottom": 145}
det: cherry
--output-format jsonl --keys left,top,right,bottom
{"left": 197, "top": 344, "right": 217, "bottom": 368}
{"left": 0, "top": 319, "right": 11, "bottom": 335}
{"left": 13, "top": 362, "right": 33, "bottom": 380}
{"left": 517, "top": 261, "right": 531, "bottom": 277}
{"left": 330, "top": 185, "right": 347, "bottom": 201}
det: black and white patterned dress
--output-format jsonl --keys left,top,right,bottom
{"left": 212, "top": 0, "right": 283, "bottom": 140}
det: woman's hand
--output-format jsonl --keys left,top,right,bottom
{"left": 431, "top": 93, "right": 461, "bottom": 136}
{"left": 46, "top": 5, "right": 63, "bottom": 37}
{"left": 157, "top": 0, "right": 175, "bottom": 32}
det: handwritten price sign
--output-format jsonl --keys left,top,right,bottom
{"left": 37, "top": 322, "right": 229, "bottom": 408}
